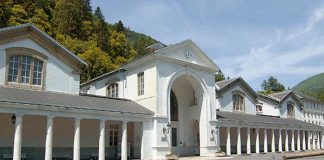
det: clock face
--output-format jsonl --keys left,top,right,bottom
{"left": 185, "top": 49, "right": 193, "bottom": 59}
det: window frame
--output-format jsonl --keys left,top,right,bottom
{"left": 137, "top": 72, "right": 144, "bottom": 96}
{"left": 109, "top": 124, "right": 119, "bottom": 147}
{"left": 256, "top": 104, "right": 263, "bottom": 113}
{"left": 5, "top": 48, "right": 47, "bottom": 90}
{"left": 287, "top": 101, "right": 295, "bottom": 118}
{"left": 106, "top": 82, "right": 119, "bottom": 98}
{"left": 232, "top": 91, "right": 245, "bottom": 113}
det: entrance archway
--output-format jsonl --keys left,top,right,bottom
{"left": 168, "top": 74, "right": 205, "bottom": 157}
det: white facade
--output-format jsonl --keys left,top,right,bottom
{"left": 0, "top": 24, "right": 324, "bottom": 160}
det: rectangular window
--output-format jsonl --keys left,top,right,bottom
{"left": 137, "top": 72, "right": 144, "bottom": 96}
{"left": 8, "top": 55, "right": 19, "bottom": 83}
{"left": 256, "top": 105, "right": 262, "bottom": 113}
{"left": 32, "top": 59, "right": 43, "bottom": 85}
{"left": 172, "top": 128, "right": 177, "bottom": 147}
{"left": 109, "top": 124, "right": 119, "bottom": 147}
{"left": 20, "top": 56, "right": 31, "bottom": 84}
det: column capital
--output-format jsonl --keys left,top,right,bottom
{"left": 47, "top": 115, "right": 55, "bottom": 119}
{"left": 74, "top": 117, "right": 83, "bottom": 120}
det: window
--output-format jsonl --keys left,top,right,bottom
{"left": 232, "top": 93, "right": 244, "bottom": 112}
{"left": 137, "top": 72, "right": 144, "bottom": 96}
{"left": 256, "top": 105, "right": 262, "bottom": 113}
{"left": 109, "top": 124, "right": 119, "bottom": 147}
{"left": 107, "top": 83, "right": 118, "bottom": 98}
{"left": 172, "top": 128, "right": 177, "bottom": 147}
{"left": 287, "top": 101, "right": 295, "bottom": 118}
{"left": 170, "top": 90, "right": 178, "bottom": 121}
{"left": 6, "top": 49, "right": 45, "bottom": 89}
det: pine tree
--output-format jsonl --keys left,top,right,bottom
{"left": 94, "top": 7, "right": 110, "bottom": 52}
{"left": 115, "top": 20, "right": 124, "bottom": 33}
{"left": 52, "top": 0, "right": 93, "bottom": 40}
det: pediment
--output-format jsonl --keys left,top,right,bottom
{"left": 158, "top": 40, "right": 219, "bottom": 71}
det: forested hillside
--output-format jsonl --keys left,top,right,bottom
{"left": 294, "top": 73, "right": 324, "bottom": 101}
{"left": 0, "top": 0, "right": 159, "bottom": 82}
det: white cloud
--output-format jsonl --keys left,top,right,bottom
{"left": 218, "top": 5, "right": 324, "bottom": 86}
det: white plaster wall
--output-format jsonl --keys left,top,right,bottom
{"left": 259, "top": 99, "right": 280, "bottom": 116}
{"left": 279, "top": 97, "right": 303, "bottom": 120}
{"left": 125, "top": 62, "right": 157, "bottom": 112}
{"left": 161, "top": 46, "right": 207, "bottom": 67}
{"left": 0, "top": 38, "right": 80, "bottom": 94}
{"left": 218, "top": 85, "right": 256, "bottom": 115}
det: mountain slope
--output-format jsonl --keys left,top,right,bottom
{"left": 294, "top": 73, "right": 324, "bottom": 101}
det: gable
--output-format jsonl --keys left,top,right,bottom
{"left": 158, "top": 40, "right": 219, "bottom": 71}
{"left": 0, "top": 24, "right": 86, "bottom": 73}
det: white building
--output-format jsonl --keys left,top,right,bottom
{"left": 0, "top": 24, "right": 323, "bottom": 160}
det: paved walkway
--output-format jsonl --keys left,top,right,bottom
{"left": 178, "top": 151, "right": 324, "bottom": 160}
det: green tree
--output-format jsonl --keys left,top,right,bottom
{"left": 8, "top": 4, "right": 28, "bottom": 26}
{"left": 132, "top": 36, "right": 156, "bottom": 56}
{"left": 29, "top": 8, "right": 51, "bottom": 33}
{"left": 215, "top": 70, "right": 225, "bottom": 82}
{"left": 94, "top": 7, "right": 110, "bottom": 52}
{"left": 114, "top": 20, "right": 124, "bottom": 33}
{"left": 78, "top": 42, "right": 117, "bottom": 82}
{"left": 261, "top": 76, "right": 285, "bottom": 94}
{"left": 0, "top": 0, "right": 14, "bottom": 27}
{"left": 52, "top": 0, "right": 93, "bottom": 40}
{"left": 109, "top": 30, "right": 131, "bottom": 58}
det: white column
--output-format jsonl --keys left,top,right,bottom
{"left": 297, "top": 130, "right": 300, "bottom": 151}
{"left": 121, "top": 121, "right": 128, "bottom": 160}
{"left": 226, "top": 127, "right": 231, "bottom": 155}
{"left": 320, "top": 132, "right": 324, "bottom": 149}
{"left": 313, "top": 131, "right": 316, "bottom": 150}
{"left": 279, "top": 129, "right": 283, "bottom": 152}
{"left": 247, "top": 128, "right": 251, "bottom": 154}
{"left": 264, "top": 129, "right": 268, "bottom": 153}
{"left": 291, "top": 130, "right": 295, "bottom": 151}
{"left": 271, "top": 129, "right": 275, "bottom": 152}
{"left": 237, "top": 127, "right": 241, "bottom": 155}
{"left": 13, "top": 114, "right": 23, "bottom": 160}
{"left": 98, "top": 119, "right": 106, "bottom": 160}
{"left": 317, "top": 131, "right": 321, "bottom": 149}
{"left": 73, "top": 118, "right": 81, "bottom": 160}
{"left": 302, "top": 131, "right": 306, "bottom": 151}
{"left": 45, "top": 116, "right": 54, "bottom": 160}
{"left": 256, "top": 128, "right": 260, "bottom": 154}
{"left": 285, "top": 130, "right": 289, "bottom": 152}
{"left": 307, "top": 131, "right": 311, "bottom": 150}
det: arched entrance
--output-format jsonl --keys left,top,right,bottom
{"left": 169, "top": 74, "right": 204, "bottom": 157}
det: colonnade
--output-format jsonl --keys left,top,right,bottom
{"left": 225, "top": 127, "right": 323, "bottom": 155}
{"left": 11, "top": 114, "right": 129, "bottom": 160}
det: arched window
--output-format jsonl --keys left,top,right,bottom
{"left": 232, "top": 92, "right": 245, "bottom": 112}
{"left": 170, "top": 90, "right": 178, "bottom": 121}
{"left": 107, "top": 83, "right": 118, "bottom": 98}
{"left": 287, "top": 101, "right": 294, "bottom": 118}
{"left": 6, "top": 49, "right": 45, "bottom": 89}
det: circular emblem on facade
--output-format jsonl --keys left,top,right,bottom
{"left": 184, "top": 49, "right": 193, "bottom": 59}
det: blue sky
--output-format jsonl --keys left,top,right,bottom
{"left": 91, "top": 0, "right": 324, "bottom": 91}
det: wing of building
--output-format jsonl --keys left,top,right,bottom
{"left": 0, "top": 24, "right": 323, "bottom": 160}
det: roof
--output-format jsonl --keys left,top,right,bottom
{"left": 216, "top": 77, "right": 258, "bottom": 101}
{"left": 0, "top": 23, "right": 87, "bottom": 71}
{"left": 269, "top": 90, "right": 292, "bottom": 100}
{"left": 0, "top": 87, "right": 154, "bottom": 116}
{"left": 294, "top": 91, "right": 323, "bottom": 103}
{"left": 217, "top": 111, "right": 323, "bottom": 130}
{"left": 215, "top": 77, "right": 239, "bottom": 90}
{"left": 80, "top": 68, "right": 125, "bottom": 87}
